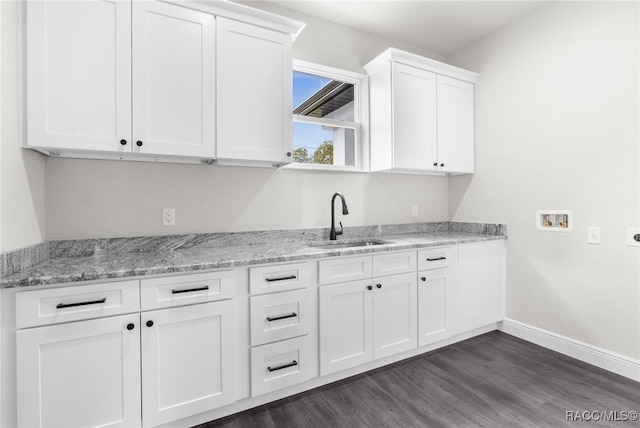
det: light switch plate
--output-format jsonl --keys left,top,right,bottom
{"left": 627, "top": 228, "right": 640, "bottom": 247}
{"left": 587, "top": 227, "right": 600, "bottom": 244}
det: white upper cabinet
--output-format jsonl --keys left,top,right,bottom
{"left": 216, "top": 17, "right": 293, "bottom": 165}
{"left": 25, "top": 0, "right": 303, "bottom": 164}
{"left": 132, "top": 2, "right": 216, "bottom": 158}
{"left": 26, "top": 0, "right": 132, "bottom": 153}
{"left": 365, "top": 48, "right": 477, "bottom": 175}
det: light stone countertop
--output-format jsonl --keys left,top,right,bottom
{"left": 0, "top": 230, "right": 505, "bottom": 288}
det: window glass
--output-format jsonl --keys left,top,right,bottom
{"left": 292, "top": 67, "right": 360, "bottom": 168}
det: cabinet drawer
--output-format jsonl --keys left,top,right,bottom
{"left": 249, "top": 262, "right": 311, "bottom": 295}
{"left": 140, "top": 271, "right": 234, "bottom": 310}
{"left": 318, "top": 255, "right": 372, "bottom": 285}
{"left": 16, "top": 280, "right": 140, "bottom": 329}
{"left": 418, "top": 246, "right": 456, "bottom": 271}
{"left": 250, "top": 335, "right": 311, "bottom": 397}
{"left": 372, "top": 251, "right": 417, "bottom": 277}
{"left": 250, "top": 289, "right": 309, "bottom": 346}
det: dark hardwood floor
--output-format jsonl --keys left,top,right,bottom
{"left": 197, "top": 331, "right": 640, "bottom": 428}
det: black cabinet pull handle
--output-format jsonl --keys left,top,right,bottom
{"left": 426, "top": 257, "right": 446, "bottom": 262}
{"left": 267, "top": 312, "right": 297, "bottom": 322}
{"left": 265, "top": 275, "right": 297, "bottom": 282}
{"left": 367, "top": 285, "right": 373, "bottom": 290}
{"left": 267, "top": 360, "right": 298, "bottom": 372}
{"left": 146, "top": 320, "right": 154, "bottom": 328}
{"left": 376, "top": 284, "right": 382, "bottom": 289}
{"left": 56, "top": 298, "right": 106, "bottom": 309}
{"left": 172, "top": 285, "right": 209, "bottom": 294}
{"left": 120, "top": 139, "right": 127, "bottom": 146}
{"left": 136, "top": 141, "right": 143, "bottom": 147}
{"left": 126, "top": 323, "right": 135, "bottom": 330}
{"left": 421, "top": 277, "right": 427, "bottom": 282}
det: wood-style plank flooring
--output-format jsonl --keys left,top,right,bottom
{"left": 197, "top": 332, "right": 640, "bottom": 428}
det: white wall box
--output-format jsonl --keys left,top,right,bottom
{"left": 17, "top": 313, "right": 142, "bottom": 428}
{"left": 141, "top": 300, "right": 235, "bottom": 427}
{"left": 24, "top": 0, "right": 304, "bottom": 165}
{"left": 418, "top": 246, "right": 459, "bottom": 346}
{"left": 364, "top": 48, "right": 477, "bottom": 175}
{"left": 250, "top": 335, "right": 311, "bottom": 397}
{"left": 458, "top": 240, "right": 506, "bottom": 333}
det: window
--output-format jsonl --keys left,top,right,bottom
{"left": 288, "top": 60, "right": 368, "bottom": 171}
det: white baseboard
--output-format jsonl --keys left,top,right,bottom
{"left": 500, "top": 318, "right": 640, "bottom": 382}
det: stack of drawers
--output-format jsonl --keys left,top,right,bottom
{"left": 248, "top": 261, "right": 313, "bottom": 396}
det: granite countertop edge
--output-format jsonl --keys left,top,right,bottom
{"left": 1, "top": 232, "right": 506, "bottom": 289}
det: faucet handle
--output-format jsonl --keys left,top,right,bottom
{"left": 337, "top": 221, "right": 344, "bottom": 236}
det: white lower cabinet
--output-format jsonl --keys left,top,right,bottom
{"left": 17, "top": 314, "right": 142, "bottom": 428}
{"left": 141, "top": 300, "right": 235, "bottom": 428}
{"left": 319, "top": 268, "right": 417, "bottom": 375}
{"left": 418, "top": 246, "right": 458, "bottom": 346}
{"left": 458, "top": 240, "right": 506, "bottom": 333}
{"left": 250, "top": 336, "right": 311, "bottom": 396}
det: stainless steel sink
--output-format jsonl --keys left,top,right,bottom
{"left": 309, "top": 239, "right": 390, "bottom": 250}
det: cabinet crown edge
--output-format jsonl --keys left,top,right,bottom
{"left": 363, "top": 47, "right": 478, "bottom": 83}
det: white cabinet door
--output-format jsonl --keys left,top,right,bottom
{"left": 391, "top": 63, "right": 438, "bottom": 171}
{"left": 26, "top": 0, "right": 132, "bottom": 152}
{"left": 141, "top": 300, "right": 235, "bottom": 427}
{"left": 132, "top": 2, "right": 215, "bottom": 157}
{"left": 372, "top": 272, "right": 417, "bottom": 359}
{"left": 437, "top": 75, "right": 475, "bottom": 174}
{"left": 319, "top": 279, "right": 373, "bottom": 375}
{"left": 418, "top": 267, "right": 458, "bottom": 346}
{"left": 458, "top": 240, "right": 506, "bottom": 332}
{"left": 17, "top": 314, "right": 141, "bottom": 428}
{"left": 216, "top": 17, "right": 293, "bottom": 164}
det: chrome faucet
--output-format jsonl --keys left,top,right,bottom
{"left": 330, "top": 192, "right": 349, "bottom": 240}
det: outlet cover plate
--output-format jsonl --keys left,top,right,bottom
{"left": 587, "top": 226, "right": 601, "bottom": 244}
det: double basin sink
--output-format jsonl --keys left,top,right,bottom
{"left": 308, "top": 239, "right": 391, "bottom": 250}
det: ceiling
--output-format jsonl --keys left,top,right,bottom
{"left": 251, "top": 0, "right": 545, "bottom": 57}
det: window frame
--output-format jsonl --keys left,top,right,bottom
{"left": 285, "top": 60, "right": 369, "bottom": 172}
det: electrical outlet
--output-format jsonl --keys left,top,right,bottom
{"left": 587, "top": 226, "right": 600, "bottom": 244}
{"left": 627, "top": 228, "right": 640, "bottom": 247}
{"left": 162, "top": 208, "right": 175, "bottom": 226}
{"left": 412, "top": 205, "right": 419, "bottom": 217}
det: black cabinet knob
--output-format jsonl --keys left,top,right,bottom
{"left": 376, "top": 284, "right": 382, "bottom": 289}
{"left": 367, "top": 285, "right": 373, "bottom": 291}
{"left": 120, "top": 139, "right": 127, "bottom": 146}
{"left": 433, "top": 162, "right": 438, "bottom": 167}
{"left": 286, "top": 152, "right": 292, "bottom": 157}
{"left": 146, "top": 320, "right": 154, "bottom": 328}
{"left": 126, "top": 323, "right": 135, "bottom": 330}
{"left": 136, "top": 141, "right": 143, "bottom": 147}
{"left": 421, "top": 277, "right": 426, "bottom": 282}
{"left": 440, "top": 163, "right": 444, "bottom": 167}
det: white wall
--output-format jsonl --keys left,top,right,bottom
{"left": 1, "top": 0, "right": 46, "bottom": 253}
{"left": 43, "top": 4, "right": 448, "bottom": 240}
{"left": 448, "top": 1, "right": 640, "bottom": 359}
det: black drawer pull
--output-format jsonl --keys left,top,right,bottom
{"left": 426, "top": 257, "right": 446, "bottom": 262}
{"left": 265, "top": 275, "right": 297, "bottom": 282}
{"left": 172, "top": 286, "right": 209, "bottom": 294}
{"left": 267, "top": 360, "right": 298, "bottom": 372}
{"left": 56, "top": 298, "right": 106, "bottom": 309}
{"left": 267, "top": 312, "right": 297, "bottom": 322}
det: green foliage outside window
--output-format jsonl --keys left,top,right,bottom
{"left": 293, "top": 141, "right": 333, "bottom": 165}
